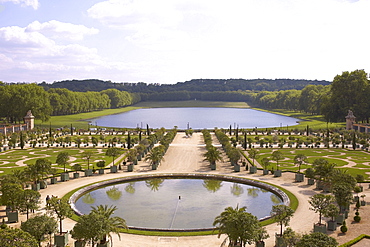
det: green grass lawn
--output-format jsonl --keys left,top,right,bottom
{"left": 252, "top": 148, "right": 370, "bottom": 179}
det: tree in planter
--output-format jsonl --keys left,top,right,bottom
{"left": 340, "top": 220, "right": 348, "bottom": 233}
{"left": 72, "top": 164, "right": 82, "bottom": 173}
{"left": 0, "top": 182, "right": 23, "bottom": 212}
{"left": 270, "top": 204, "right": 294, "bottom": 236}
{"left": 24, "top": 158, "right": 52, "bottom": 188}
{"left": 90, "top": 205, "right": 128, "bottom": 245}
{"left": 203, "top": 145, "right": 223, "bottom": 168}
{"left": 105, "top": 147, "right": 122, "bottom": 166}
{"left": 145, "top": 145, "right": 165, "bottom": 167}
{"left": 228, "top": 147, "right": 241, "bottom": 166}
{"left": 261, "top": 157, "right": 270, "bottom": 171}
{"left": 294, "top": 154, "right": 307, "bottom": 173}
{"left": 282, "top": 227, "right": 301, "bottom": 247}
{"left": 332, "top": 183, "right": 353, "bottom": 213}
{"left": 19, "top": 189, "right": 40, "bottom": 220}
{"left": 21, "top": 214, "right": 58, "bottom": 247}
{"left": 82, "top": 150, "right": 93, "bottom": 171}
{"left": 46, "top": 197, "right": 73, "bottom": 234}
{"left": 56, "top": 151, "right": 70, "bottom": 173}
{"left": 0, "top": 227, "right": 38, "bottom": 247}
{"left": 213, "top": 205, "right": 263, "bottom": 247}
{"left": 309, "top": 194, "right": 335, "bottom": 225}
{"left": 96, "top": 161, "right": 106, "bottom": 171}
{"left": 323, "top": 203, "right": 339, "bottom": 224}
{"left": 271, "top": 150, "right": 284, "bottom": 171}
{"left": 296, "top": 232, "right": 338, "bottom": 247}
{"left": 248, "top": 148, "right": 259, "bottom": 166}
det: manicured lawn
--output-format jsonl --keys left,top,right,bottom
{"left": 252, "top": 148, "right": 370, "bottom": 179}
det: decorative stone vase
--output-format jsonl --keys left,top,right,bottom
{"left": 51, "top": 177, "right": 58, "bottom": 184}
{"left": 234, "top": 164, "right": 240, "bottom": 172}
{"left": 84, "top": 169, "right": 93, "bottom": 177}
{"left": 295, "top": 173, "right": 304, "bottom": 182}
{"left": 98, "top": 169, "right": 105, "bottom": 174}
{"left": 54, "top": 232, "right": 69, "bottom": 247}
{"left": 73, "top": 172, "right": 80, "bottom": 179}
{"left": 274, "top": 170, "right": 282, "bottom": 177}
{"left": 314, "top": 223, "right": 327, "bottom": 233}
{"left": 6, "top": 211, "right": 18, "bottom": 223}
{"left": 263, "top": 169, "right": 269, "bottom": 175}
{"left": 307, "top": 178, "right": 315, "bottom": 185}
{"left": 128, "top": 164, "right": 134, "bottom": 172}
{"left": 110, "top": 165, "right": 118, "bottom": 173}
{"left": 60, "top": 173, "right": 69, "bottom": 182}
{"left": 249, "top": 166, "right": 257, "bottom": 174}
{"left": 327, "top": 220, "right": 337, "bottom": 231}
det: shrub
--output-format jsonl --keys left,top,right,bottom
{"left": 341, "top": 220, "right": 348, "bottom": 233}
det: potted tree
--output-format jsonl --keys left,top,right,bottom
{"left": 105, "top": 147, "right": 121, "bottom": 173}
{"left": 126, "top": 149, "right": 137, "bottom": 172}
{"left": 309, "top": 194, "right": 334, "bottom": 233}
{"left": 56, "top": 151, "right": 70, "bottom": 182}
{"left": 82, "top": 150, "right": 93, "bottom": 177}
{"left": 261, "top": 157, "right": 270, "bottom": 175}
{"left": 72, "top": 164, "right": 81, "bottom": 179}
{"left": 271, "top": 150, "right": 284, "bottom": 177}
{"left": 270, "top": 205, "right": 294, "bottom": 247}
{"left": 1, "top": 182, "right": 22, "bottom": 223}
{"left": 145, "top": 145, "right": 165, "bottom": 170}
{"left": 46, "top": 197, "right": 73, "bottom": 247}
{"left": 50, "top": 168, "right": 58, "bottom": 184}
{"left": 294, "top": 154, "right": 307, "bottom": 182}
{"left": 304, "top": 168, "right": 315, "bottom": 185}
{"left": 96, "top": 161, "right": 106, "bottom": 174}
{"left": 360, "top": 194, "right": 366, "bottom": 206}
{"left": 254, "top": 227, "right": 269, "bottom": 247}
{"left": 248, "top": 149, "right": 259, "bottom": 174}
{"left": 203, "top": 145, "right": 223, "bottom": 170}
{"left": 323, "top": 203, "right": 339, "bottom": 231}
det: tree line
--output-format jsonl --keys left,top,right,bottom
{"left": 0, "top": 83, "right": 140, "bottom": 122}
{"left": 40, "top": 78, "right": 330, "bottom": 93}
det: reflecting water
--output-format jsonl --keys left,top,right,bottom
{"left": 90, "top": 107, "right": 300, "bottom": 129}
{"left": 75, "top": 178, "right": 283, "bottom": 230}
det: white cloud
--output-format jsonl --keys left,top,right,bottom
{"left": 25, "top": 20, "right": 99, "bottom": 41}
{"left": 0, "top": 0, "right": 39, "bottom": 9}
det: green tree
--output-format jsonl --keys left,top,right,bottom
{"left": 203, "top": 145, "right": 223, "bottom": 167}
{"left": 19, "top": 189, "right": 40, "bottom": 220}
{"left": 261, "top": 157, "right": 270, "bottom": 170}
{"left": 145, "top": 145, "right": 165, "bottom": 166}
{"left": 21, "top": 214, "right": 58, "bottom": 247}
{"left": 294, "top": 154, "right": 307, "bottom": 173}
{"left": 0, "top": 227, "right": 38, "bottom": 247}
{"left": 90, "top": 205, "right": 128, "bottom": 245}
{"left": 271, "top": 150, "right": 284, "bottom": 171}
{"left": 56, "top": 151, "right": 70, "bottom": 173}
{"left": 0, "top": 183, "right": 23, "bottom": 211}
{"left": 248, "top": 148, "right": 259, "bottom": 166}
{"left": 332, "top": 183, "right": 353, "bottom": 213}
{"left": 270, "top": 205, "right": 294, "bottom": 236}
{"left": 24, "top": 158, "right": 52, "bottom": 185}
{"left": 82, "top": 150, "right": 93, "bottom": 170}
{"left": 105, "top": 147, "right": 122, "bottom": 166}
{"left": 309, "top": 194, "right": 335, "bottom": 225}
{"left": 46, "top": 197, "right": 73, "bottom": 234}
{"left": 296, "top": 232, "right": 338, "bottom": 247}
{"left": 213, "top": 205, "right": 262, "bottom": 247}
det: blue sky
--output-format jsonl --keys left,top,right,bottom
{"left": 0, "top": 0, "right": 368, "bottom": 84}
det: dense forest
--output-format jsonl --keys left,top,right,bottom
{"left": 1, "top": 70, "right": 368, "bottom": 124}
{"left": 40, "top": 78, "right": 330, "bottom": 93}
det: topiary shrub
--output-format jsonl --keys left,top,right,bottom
{"left": 341, "top": 220, "right": 348, "bottom": 233}
{"left": 354, "top": 210, "right": 361, "bottom": 222}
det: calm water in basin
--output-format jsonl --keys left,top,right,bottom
{"left": 90, "top": 107, "right": 300, "bottom": 129}
{"left": 74, "top": 178, "right": 283, "bottom": 230}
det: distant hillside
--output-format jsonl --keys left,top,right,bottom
{"left": 40, "top": 78, "right": 331, "bottom": 93}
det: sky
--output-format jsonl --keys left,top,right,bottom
{"left": 0, "top": 0, "right": 369, "bottom": 84}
